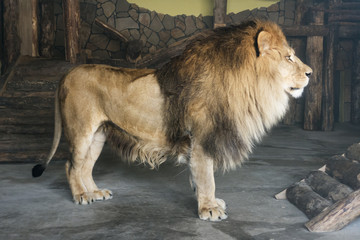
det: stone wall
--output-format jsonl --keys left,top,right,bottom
{"left": 53, "top": 0, "right": 297, "bottom": 59}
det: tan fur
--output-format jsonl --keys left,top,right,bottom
{"left": 40, "top": 20, "right": 312, "bottom": 221}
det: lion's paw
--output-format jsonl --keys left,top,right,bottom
{"left": 74, "top": 189, "right": 113, "bottom": 205}
{"left": 199, "top": 199, "right": 228, "bottom": 221}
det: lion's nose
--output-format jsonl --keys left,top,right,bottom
{"left": 305, "top": 71, "right": 312, "bottom": 77}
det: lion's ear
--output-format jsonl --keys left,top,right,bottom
{"left": 257, "top": 31, "right": 273, "bottom": 56}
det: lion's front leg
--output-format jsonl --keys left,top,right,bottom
{"left": 189, "top": 144, "right": 228, "bottom": 221}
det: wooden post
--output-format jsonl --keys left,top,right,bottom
{"left": 39, "top": 0, "right": 55, "bottom": 58}
{"left": 0, "top": 1, "right": 4, "bottom": 74}
{"left": 352, "top": 40, "right": 360, "bottom": 123}
{"left": 283, "top": 0, "right": 306, "bottom": 125}
{"left": 303, "top": 6, "right": 324, "bottom": 130}
{"left": 31, "top": 0, "right": 39, "bottom": 57}
{"left": 213, "top": 0, "right": 227, "bottom": 29}
{"left": 62, "top": 0, "right": 80, "bottom": 63}
{"left": 321, "top": 0, "right": 340, "bottom": 131}
{"left": 2, "top": 0, "right": 21, "bottom": 73}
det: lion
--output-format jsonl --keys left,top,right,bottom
{"left": 32, "top": 20, "right": 312, "bottom": 221}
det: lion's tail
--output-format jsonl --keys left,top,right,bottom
{"left": 32, "top": 88, "right": 62, "bottom": 177}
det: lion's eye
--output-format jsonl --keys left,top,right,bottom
{"left": 286, "top": 55, "right": 294, "bottom": 62}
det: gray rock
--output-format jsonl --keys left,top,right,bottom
{"left": 89, "top": 34, "right": 109, "bottom": 49}
{"left": 267, "top": 3, "right": 279, "bottom": 12}
{"left": 129, "top": 29, "right": 140, "bottom": 40}
{"left": 148, "top": 32, "right": 160, "bottom": 45}
{"left": 150, "top": 15, "right": 164, "bottom": 32}
{"left": 167, "top": 38, "right": 176, "bottom": 46}
{"left": 102, "top": 1, "right": 115, "bottom": 18}
{"left": 116, "top": 0, "right": 130, "bottom": 12}
{"left": 346, "top": 143, "right": 360, "bottom": 161}
{"left": 139, "top": 13, "right": 151, "bottom": 27}
{"left": 159, "top": 30, "right": 171, "bottom": 43}
{"left": 117, "top": 12, "right": 129, "bottom": 18}
{"left": 81, "top": 3, "right": 97, "bottom": 24}
{"left": 116, "top": 17, "right": 139, "bottom": 31}
{"left": 175, "top": 19, "right": 186, "bottom": 31}
{"left": 195, "top": 18, "right": 205, "bottom": 29}
{"left": 231, "top": 11, "right": 250, "bottom": 24}
{"left": 107, "top": 40, "right": 121, "bottom": 52}
{"left": 202, "top": 16, "right": 213, "bottom": 28}
{"left": 163, "top": 15, "right": 175, "bottom": 30}
{"left": 184, "top": 16, "right": 196, "bottom": 35}
{"left": 268, "top": 12, "right": 279, "bottom": 23}
{"left": 79, "top": 21, "right": 91, "bottom": 48}
{"left": 129, "top": 9, "right": 138, "bottom": 21}
{"left": 92, "top": 49, "right": 110, "bottom": 59}
{"left": 171, "top": 28, "right": 185, "bottom": 39}
{"left": 143, "top": 27, "right": 152, "bottom": 38}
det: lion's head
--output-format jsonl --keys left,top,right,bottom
{"left": 255, "top": 22, "right": 312, "bottom": 98}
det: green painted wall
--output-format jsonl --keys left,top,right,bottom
{"left": 130, "top": 0, "right": 279, "bottom": 16}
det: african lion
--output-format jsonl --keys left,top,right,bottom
{"left": 32, "top": 20, "right": 312, "bottom": 221}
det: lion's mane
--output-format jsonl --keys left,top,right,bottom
{"left": 156, "top": 20, "right": 291, "bottom": 171}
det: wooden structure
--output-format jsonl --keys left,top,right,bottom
{"left": 1, "top": 0, "right": 360, "bottom": 164}
{"left": 62, "top": 0, "right": 80, "bottom": 64}
{"left": 214, "top": 0, "right": 227, "bottom": 29}
{"left": 276, "top": 154, "right": 360, "bottom": 232}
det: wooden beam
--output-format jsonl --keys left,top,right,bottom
{"left": 326, "top": 155, "right": 360, "bottom": 190}
{"left": 39, "top": 0, "right": 55, "bottom": 57}
{"left": 62, "top": 0, "right": 80, "bottom": 64}
{"left": 2, "top": 0, "right": 20, "bottom": 73}
{"left": 282, "top": 25, "right": 328, "bottom": 37}
{"left": 303, "top": 8, "right": 324, "bottom": 131}
{"left": 321, "top": 0, "right": 339, "bottom": 131}
{"left": 31, "top": 0, "right": 39, "bottom": 57}
{"left": 213, "top": 0, "right": 227, "bottom": 29}
{"left": 305, "top": 189, "right": 360, "bottom": 232}
{"left": 94, "top": 18, "right": 128, "bottom": 42}
{"left": 352, "top": 40, "right": 360, "bottom": 124}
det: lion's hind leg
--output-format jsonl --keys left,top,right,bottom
{"left": 66, "top": 127, "right": 112, "bottom": 205}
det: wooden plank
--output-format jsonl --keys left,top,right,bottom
{"left": 321, "top": 16, "right": 337, "bottom": 129}
{"left": 39, "top": 0, "right": 55, "bottom": 57}
{"left": 305, "top": 189, "right": 360, "bottom": 232}
{"left": 94, "top": 18, "right": 128, "bottom": 42}
{"left": 303, "top": 8, "right": 324, "bottom": 131}
{"left": 31, "top": 0, "right": 39, "bottom": 57}
{"left": 352, "top": 40, "right": 360, "bottom": 123}
{"left": 62, "top": 0, "right": 80, "bottom": 63}
{"left": 0, "top": 151, "right": 69, "bottom": 163}
{"left": 2, "top": 0, "right": 21, "bottom": 73}
{"left": 281, "top": 25, "right": 329, "bottom": 37}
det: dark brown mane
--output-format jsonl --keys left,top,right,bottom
{"left": 155, "top": 20, "right": 265, "bottom": 170}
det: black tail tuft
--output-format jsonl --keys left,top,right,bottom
{"left": 32, "top": 164, "right": 46, "bottom": 178}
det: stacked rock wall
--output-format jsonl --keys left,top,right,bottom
{"left": 53, "top": 0, "right": 297, "bottom": 59}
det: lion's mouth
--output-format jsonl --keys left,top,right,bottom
{"left": 290, "top": 87, "right": 300, "bottom": 91}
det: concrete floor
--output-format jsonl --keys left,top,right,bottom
{"left": 1, "top": 124, "right": 360, "bottom": 240}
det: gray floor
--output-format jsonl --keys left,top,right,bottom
{"left": 1, "top": 124, "right": 360, "bottom": 240}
